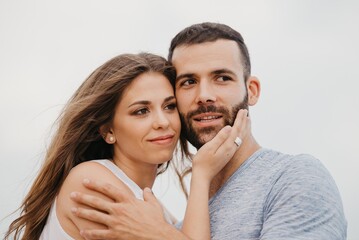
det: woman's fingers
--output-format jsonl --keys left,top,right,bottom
{"left": 70, "top": 191, "right": 112, "bottom": 213}
{"left": 143, "top": 188, "right": 162, "bottom": 209}
{"left": 191, "top": 109, "right": 251, "bottom": 181}
{"left": 215, "top": 109, "right": 248, "bottom": 154}
{"left": 70, "top": 179, "right": 136, "bottom": 221}
{"left": 198, "top": 125, "right": 232, "bottom": 154}
{"left": 230, "top": 109, "right": 248, "bottom": 143}
{"left": 237, "top": 110, "right": 250, "bottom": 140}
{"left": 80, "top": 229, "right": 113, "bottom": 240}
{"left": 71, "top": 204, "right": 111, "bottom": 226}
{"left": 81, "top": 178, "right": 133, "bottom": 203}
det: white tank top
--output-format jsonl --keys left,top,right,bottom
{"left": 40, "top": 159, "right": 172, "bottom": 239}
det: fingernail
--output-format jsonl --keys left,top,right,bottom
{"left": 144, "top": 187, "right": 152, "bottom": 193}
{"left": 80, "top": 230, "right": 86, "bottom": 237}
{"left": 223, "top": 125, "right": 231, "bottom": 132}
{"left": 71, "top": 207, "right": 78, "bottom": 213}
{"left": 83, "top": 178, "right": 90, "bottom": 184}
{"left": 70, "top": 192, "right": 77, "bottom": 198}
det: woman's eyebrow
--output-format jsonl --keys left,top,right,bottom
{"left": 128, "top": 96, "right": 175, "bottom": 108}
{"left": 163, "top": 96, "right": 176, "bottom": 103}
{"left": 128, "top": 100, "right": 150, "bottom": 107}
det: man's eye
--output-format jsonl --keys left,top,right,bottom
{"left": 217, "top": 76, "right": 231, "bottom": 81}
{"left": 133, "top": 108, "right": 149, "bottom": 115}
{"left": 181, "top": 79, "right": 196, "bottom": 86}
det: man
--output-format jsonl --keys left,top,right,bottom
{"left": 71, "top": 22, "right": 347, "bottom": 239}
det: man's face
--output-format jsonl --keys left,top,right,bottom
{"left": 172, "top": 39, "right": 249, "bottom": 149}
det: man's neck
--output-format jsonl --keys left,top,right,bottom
{"left": 209, "top": 136, "right": 261, "bottom": 198}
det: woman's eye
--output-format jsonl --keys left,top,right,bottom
{"left": 134, "top": 108, "right": 149, "bottom": 115}
{"left": 165, "top": 103, "right": 177, "bottom": 110}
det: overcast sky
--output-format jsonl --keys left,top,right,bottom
{"left": 1, "top": 0, "right": 358, "bottom": 238}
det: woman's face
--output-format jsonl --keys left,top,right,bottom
{"left": 110, "top": 72, "right": 180, "bottom": 169}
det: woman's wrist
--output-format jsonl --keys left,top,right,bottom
{"left": 159, "top": 223, "right": 191, "bottom": 240}
{"left": 190, "top": 170, "right": 211, "bottom": 188}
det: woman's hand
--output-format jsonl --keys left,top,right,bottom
{"left": 70, "top": 179, "right": 172, "bottom": 240}
{"left": 191, "top": 109, "right": 250, "bottom": 183}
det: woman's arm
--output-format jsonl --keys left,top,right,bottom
{"left": 181, "top": 109, "right": 249, "bottom": 240}
{"left": 57, "top": 162, "right": 133, "bottom": 239}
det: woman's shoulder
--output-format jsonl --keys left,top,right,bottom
{"left": 71, "top": 159, "right": 112, "bottom": 173}
{"left": 59, "top": 159, "right": 120, "bottom": 201}
{"left": 55, "top": 160, "right": 121, "bottom": 238}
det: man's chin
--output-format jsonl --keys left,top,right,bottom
{"left": 199, "top": 133, "right": 217, "bottom": 144}
{"left": 190, "top": 131, "right": 219, "bottom": 149}
{"left": 185, "top": 124, "right": 224, "bottom": 149}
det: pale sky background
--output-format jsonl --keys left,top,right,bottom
{"left": 1, "top": 0, "right": 358, "bottom": 239}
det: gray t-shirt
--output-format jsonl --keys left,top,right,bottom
{"left": 208, "top": 148, "right": 346, "bottom": 239}
{"left": 178, "top": 148, "right": 347, "bottom": 239}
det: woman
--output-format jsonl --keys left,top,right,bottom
{"left": 5, "top": 53, "right": 248, "bottom": 240}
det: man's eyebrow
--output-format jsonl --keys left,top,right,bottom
{"left": 212, "top": 68, "right": 236, "bottom": 76}
{"left": 176, "top": 69, "right": 236, "bottom": 82}
{"left": 176, "top": 73, "right": 196, "bottom": 82}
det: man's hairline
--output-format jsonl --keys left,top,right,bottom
{"left": 168, "top": 38, "right": 244, "bottom": 62}
{"left": 169, "top": 39, "right": 248, "bottom": 84}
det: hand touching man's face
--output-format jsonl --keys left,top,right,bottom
{"left": 172, "top": 40, "right": 250, "bottom": 149}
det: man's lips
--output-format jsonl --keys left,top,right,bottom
{"left": 193, "top": 113, "right": 223, "bottom": 122}
{"left": 190, "top": 113, "right": 223, "bottom": 128}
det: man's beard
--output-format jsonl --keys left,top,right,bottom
{"left": 180, "top": 94, "right": 248, "bottom": 149}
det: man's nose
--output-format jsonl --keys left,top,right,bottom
{"left": 195, "top": 81, "right": 216, "bottom": 104}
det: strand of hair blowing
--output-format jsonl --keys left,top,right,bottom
{"left": 5, "top": 100, "right": 110, "bottom": 239}
{"left": 4, "top": 57, "right": 126, "bottom": 240}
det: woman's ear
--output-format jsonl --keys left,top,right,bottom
{"left": 99, "top": 124, "right": 116, "bottom": 144}
{"left": 246, "top": 76, "right": 261, "bottom": 106}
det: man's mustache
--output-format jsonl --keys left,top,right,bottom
{"left": 187, "top": 105, "right": 229, "bottom": 119}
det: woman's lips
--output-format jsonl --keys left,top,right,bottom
{"left": 148, "top": 135, "right": 175, "bottom": 145}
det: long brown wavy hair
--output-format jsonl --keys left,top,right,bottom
{"left": 5, "top": 52, "right": 189, "bottom": 240}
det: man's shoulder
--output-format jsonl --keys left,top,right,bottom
{"left": 264, "top": 150, "right": 341, "bottom": 202}
{"left": 261, "top": 151, "right": 347, "bottom": 239}
{"left": 279, "top": 152, "right": 329, "bottom": 177}
{"left": 261, "top": 148, "right": 324, "bottom": 171}
{"left": 235, "top": 148, "right": 322, "bottom": 181}
{"left": 255, "top": 149, "right": 336, "bottom": 188}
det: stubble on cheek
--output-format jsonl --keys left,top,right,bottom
{"left": 179, "top": 97, "right": 248, "bottom": 149}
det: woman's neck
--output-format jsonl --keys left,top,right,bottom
{"left": 112, "top": 156, "right": 158, "bottom": 190}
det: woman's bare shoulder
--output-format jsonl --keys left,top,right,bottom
{"left": 56, "top": 160, "right": 123, "bottom": 239}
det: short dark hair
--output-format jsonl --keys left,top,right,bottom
{"left": 168, "top": 22, "right": 251, "bottom": 81}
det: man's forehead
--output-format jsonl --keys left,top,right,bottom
{"left": 171, "top": 40, "right": 243, "bottom": 77}
{"left": 172, "top": 40, "right": 241, "bottom": 63}
{"left": 171, "top": 39, "right": 240, "bottom": 58}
